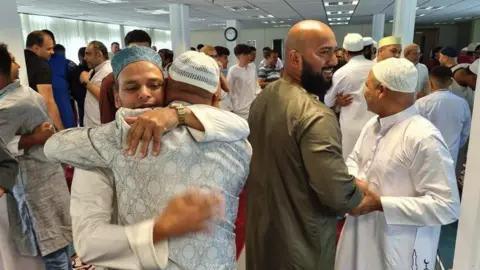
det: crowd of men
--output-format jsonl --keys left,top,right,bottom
{"left": 0, "top": 19, "right": 478, "bottom": 270}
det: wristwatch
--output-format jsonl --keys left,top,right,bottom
{"left": 169, "top": 103, "right": 186, "bottom": 125}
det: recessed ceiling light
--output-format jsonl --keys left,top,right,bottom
{"left": 454, "top": 17, "right": 463, "bottom": 20}
{"left": 324, "top": 1, "right": 358, "bottom": 6}
{"left": 80, "top": 0, "right": 126, "bottom": 3}
{"left": 389, "top": 19, "right": 394, "bottom": 22}
{"left": 271, "top": 21, "right": 277, "bottom": 23}
{"left": 135, "top": 8, "right": 169, "bottom": 15}
{"left": 425, "top": 6, "right": 432, "bottom": 10}
{"left": 352, "top": 0, "right": 359, "bottom": 4}
{"left": 267, "top": 14, "right": 275, "bottom": 18}
{"left": 262, "top": 21, "right": 269, "bottom": 24}
{"left": 349, "top": 10, "right": 354, "bottom": 14}
{"left": 338, "top": 1, "right": 344, "bottom": 5}
{"left": 189, "top": 18, "right": 205, "bottom": 22}
{"left": 279, "top": 21, "right": 284, "bottom": 23}
{"left": 208, "top": 23, "right": 226, "bottom": 26}
{"left": 417, "top": 14, "right": 425, "bottom": 17}
{"left": 250, "top": 15, "right": 265, "bottom": 19}
{"left": 417, "top": 6, "right": 444, "bottom": 11}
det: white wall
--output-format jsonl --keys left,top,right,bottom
{"left": 472, "top": 19, "right": 480, "bottom": 43}
{"left": 191, "top": 23, "right": 394, "bottom": 68}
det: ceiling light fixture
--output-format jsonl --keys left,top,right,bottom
{"left": 352, "top": 0, "right": 359, "bottom": 4}
{"left": 417, "top": 6, "right": 444, "bottom": 11}
{"left": 208, "top": 23, "right": 226, "bottom": 26}
{"left": 389, "top": 19, "right": 394, "bottom": 22}
{"left": 263, "top": 21, "right": 269, "bottom": 24}
{"left": 135, "top": 8, "right": 169, "bottom": 15}
{"left": 454, "top": 17, "right": 462, "bottom": 20}
{"left": 417, "top": 14, "right": 425, "bottom": 17}
{"left": 189, "top": 18, "right": 205, "bottom": 22}
{"left": 338, "top": 1, "right": 344, "bottom": 5}
{"left": 267, "top": 14, "right": 275, "bottom": 18}
{"left": 80, "top": 0, "right": 126, "bottom": 4}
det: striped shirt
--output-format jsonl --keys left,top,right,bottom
{"left": 258, "top": 65, "right": 281, "bottom": 83}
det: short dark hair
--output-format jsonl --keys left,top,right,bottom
{"left": 197, "top": 44, "right": 204, "bottom": 50}
{"left": 265, "top": 50, "right": 278, "bottom": 58}
{"left": 111, "top": 42, "right": 120, "bottom": 47}
{"left": 0, "top": 43, "right": 11, "bottom": 78}
{"left": 26, "top": 31, "right": 47, "bottom": 48}
{"left": 430, "top": 66, "right": 453, "bottom": 86}
{"left": 54, "top": 44, "right": 66, "bottom": 54}
{"left": 124, "top": 30, "right": 152, "bottom": 47}
{"left": 191, "top": 47, "right": 196, "bottom": 51}
{"left": 215, "top": 46, "right": 230, "bottom": 57}
{"left": 89, "top": 40, "right": 109, "bottom": 60}
{"left": 158, "top": 49, "right": 174, "bottom": 62}
{"left": 262, "top": 47, "right": 272, "bottom": 51}
{"left": 78, "top": 47, "right": 86, "bottom": 58}
{"left": 250, "top": 46, "right": 257, "bottom": 52}
{"left": 234, "top": 44, "right": 252, "bottom": 56}
{"left": 42, "top": 29, "right": 56, "bottom": 44}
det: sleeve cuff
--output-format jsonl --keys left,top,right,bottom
{"left": 125, "top": 219, "right": 168, "bottom": 269}
{"left": 7, "top": 136, "right": 24, "bottom": 157}
{"left": 380, "top": 196, "right": 407, "bottom": 225}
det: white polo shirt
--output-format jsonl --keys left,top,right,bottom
{"left": 84, "top": 60, "right": 112, "bottom": 127}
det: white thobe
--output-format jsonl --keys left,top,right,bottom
{"left": 227, "top": 64, "right": 258, "bottom": 120}
{"left": 336, "top": 106, "right": 460, "bottom": 270}
{"left": 415, "top": 90, "right": 471, "bottom": 166}
{"left": 324, "top": 55, "right": 376, "bottom": 159}
{"left": 84, "top": 60, "right": 112, "bottom": 127}
{"left": 62, "top": 106, "right": 250, "bottom": 269}
{"left": 415, "top": 63, "right": 429, "bottom": 94}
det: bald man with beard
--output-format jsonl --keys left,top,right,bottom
{"left": 246, "top": 20, "right": 371, "bottom": 269}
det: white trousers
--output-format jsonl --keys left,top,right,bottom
{"left": 0, "top": 196, "right": 44, "bottom": 270}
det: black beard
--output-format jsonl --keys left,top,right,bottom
{"left": 300, "top": 57, "right": 332, "bottom": 102}
{"left": 364, "top": 51, "right": 372, "bottom": 60}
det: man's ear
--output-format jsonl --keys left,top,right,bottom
{"left": 114, "top": 90, "right": 121, "bottom": 109}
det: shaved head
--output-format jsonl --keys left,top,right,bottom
{"left": 284, "top": 20, "right": 338, "bottom": 100}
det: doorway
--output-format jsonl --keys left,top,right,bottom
{"left": 414, "top": 28, "right": 440, "bottom": 63}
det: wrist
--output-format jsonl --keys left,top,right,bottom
{"left": 153, "top": 215, "right": 170, "bottom": 243}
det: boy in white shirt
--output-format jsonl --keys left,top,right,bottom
{"left": 227, "top": 44, "right": 258, "bottom": 120}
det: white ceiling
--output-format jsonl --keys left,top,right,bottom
{"left": 15, "top": 0, "right": 480, "bottom": 31}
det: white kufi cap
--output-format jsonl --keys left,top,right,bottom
{"left": 169, "top": 51, "right": 220, "bottom": 94}
{"left": 372, "top": 58, "right": 418, "bottom": 93}
{"left": 362, "top": 37, "right": 373, "bottom": 47}
{"left": 343, "top": 33, "right": 364, "bottom": 52}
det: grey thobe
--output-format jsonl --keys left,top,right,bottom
{"left": 246, "top": 79, "right": 363, "bottom": 270}
{"left": 0, "top": 81, "right": 71, "bottom": 256}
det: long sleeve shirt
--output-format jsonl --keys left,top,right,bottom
{"left": 336, "top": 105, "right": 460, "bottom": 270}
{"left": 415, "top": 90, "right": 471, "bottom": 166}
{"left": 324, "top": 55, "right": 376, "bottom": 159}
{"left": 45, "top": 105, "right": 251, "bottom": 269}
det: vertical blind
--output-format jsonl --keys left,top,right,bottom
{"left": 20, "top": 14, "right": 172, "bottom": 63}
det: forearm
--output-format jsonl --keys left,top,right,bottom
{"left": 18, "top": 134, "right": 41, "bottom": 150}
{"left": 381, "top": 195, "right": 460, "bottom": 226}
{"left": 72, "top": 169, "right": 168, "bottom": 269}
{"left": 46, "top": 100, "right": 65, "bottom": 130}
{"left": 220, "top": 73, "right": 230, "bottom": 93}
{"left": 258, "top": 80, "right": 269, "bottom": 88}
{"left": 184, "top": 107, "right": 205, "bottom": 131}
{"left": 86, "top": 82, "right": 101, "bottom": 100}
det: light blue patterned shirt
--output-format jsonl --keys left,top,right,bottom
{"left": 45, "top": 105, "right": 252, "bottom": 269}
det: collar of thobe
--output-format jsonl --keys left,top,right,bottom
{"left": 349, "top": 55, "right": 367, "bottom": 62}
{"left": 0, "top": 80, "right": 21, "bottom": 101}
{"left": 376, "top": 105, "right": 418, "bottom": 136}
{"left": 94, "top": 60, "right": 110, "bottom": 73}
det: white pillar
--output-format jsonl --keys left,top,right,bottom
{"left": 453, "top": 64, "right": 480, "bottom": 270}
{"left": 169, "top": 3, "right": 190, "bottom": 57}
{"left": 119, "top": 25, "right": 126, "bottom": 48}
{"left": 392, "top": 0, "right": 417, "bottom": 49}
{"left": 0, "top": 1, "right": 28, "bottom": 84}
{"left": 372, "top": 14, "right": 385, "bottom": 42}
{"left": 226, "top": 20, "right": 240, "bottom": 68}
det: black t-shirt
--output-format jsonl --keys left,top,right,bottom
{"left": 24, "top": 49, "right": 52, "bottom": 92}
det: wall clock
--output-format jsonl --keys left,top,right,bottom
{"left": 224, "top": 27, "right": 238, "bottom": 42}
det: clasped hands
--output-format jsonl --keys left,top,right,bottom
{"left": 349, "top": 179, "right": 383, "bottom": 216}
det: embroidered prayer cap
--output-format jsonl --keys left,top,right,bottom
{"left": 362, "top": 37, "right": 374, "bottom": 47}
{"left": 169, "top": 51, "right": 220, "bottom": 94}
{"left": 378, "top": 36, "right": 401, "bottom": 49}
{"left": 111, "top": 45, "right": 162, "bottom": 79}
{"left": 440, "top": 46, "right": 458, "bottom": 58}
{"left": 343, "top": 33, "right": 364, "bottom": 52}
{"left": 372, "top": 58, "right": 418, "bottom": 93}
{"left": 469, "top": 59, "right": 479, "bottom": 75}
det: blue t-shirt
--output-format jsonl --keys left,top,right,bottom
{"left": 48, "top": 54, "right": 76, "bottom": 128}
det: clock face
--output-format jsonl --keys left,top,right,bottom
{"left": 225, "top": 27, "right": 238, "bottom": 41}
